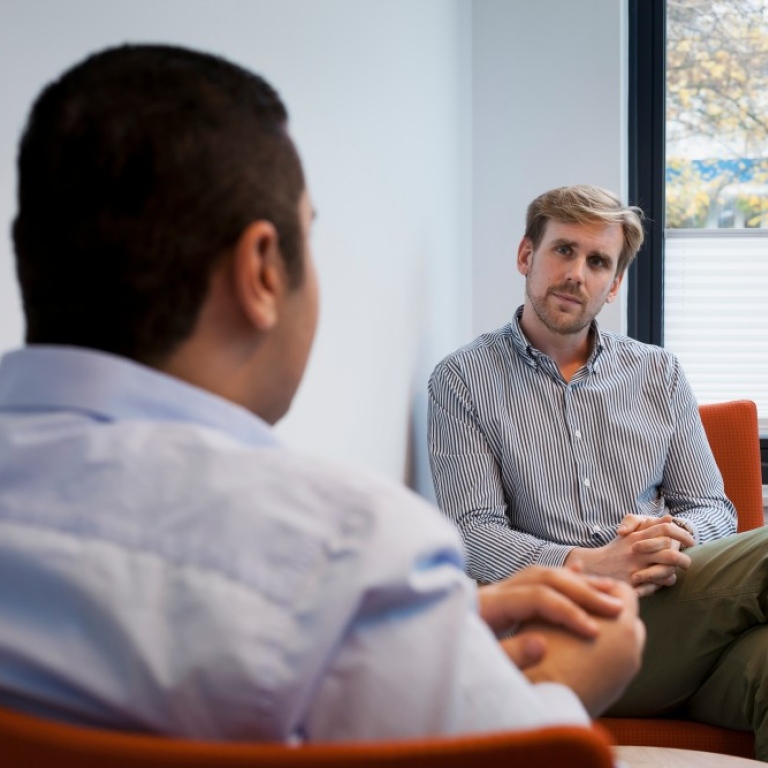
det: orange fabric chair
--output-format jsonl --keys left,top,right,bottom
{"left": 0, "top": 705, "right": 615, "bottom": 768}
{"left": 699, "top": 400, "right": 765, "bottom": 533}
{"left": 600, "top": 399, "right": 764, "bottom": 758}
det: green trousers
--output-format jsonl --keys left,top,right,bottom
{"left": 606, "top": 526, "right": 768, "bottom": 761}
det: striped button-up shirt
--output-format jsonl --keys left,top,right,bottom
{"left": 427, "top": 307, "right": 737, "bottom": 583}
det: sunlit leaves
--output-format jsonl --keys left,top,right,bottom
{"left": 666, "top": 0, "right": 768, "bottom": 228}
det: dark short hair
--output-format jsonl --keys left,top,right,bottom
{"left": 525, "top": 185, "right": 645, "bottom": 276}
{"left": 13, "top": 44, "right": 305, "bottom": 365}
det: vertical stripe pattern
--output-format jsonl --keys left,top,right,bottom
{"left": 427, "top": 308, "right": 737, "bottom": 583}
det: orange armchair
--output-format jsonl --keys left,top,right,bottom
{"left": 699, "top": 399, "right": 765, "bottom": 533}
{"left": 600, "top": 399, "right": 764, "bottom": 758}
{"left": 0, "top": 705, "right": 615, "bottom": 768}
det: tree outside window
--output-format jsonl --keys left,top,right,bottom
{"left": 667, "top": 0, "right": 768, "bottom": 229}
{"left": 663, "top": 0, "right": 768, "bottom": 433}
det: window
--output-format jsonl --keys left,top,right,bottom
{"left": 628, "top": 0, "right": 768, "bottom": 440}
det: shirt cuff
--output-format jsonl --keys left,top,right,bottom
{"left": 535, "top": 544, "right": 573, "bottom": 569}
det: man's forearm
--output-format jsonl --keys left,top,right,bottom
{"left": 460, "top": 521, "right": 573, "bottom": 583}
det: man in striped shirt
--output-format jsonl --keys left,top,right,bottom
{"left": 428, "top": 184, "right": 768, "bottom": 759}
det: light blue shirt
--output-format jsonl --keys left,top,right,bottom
{"left": 0, "top": 346, "right": 589, "bottom": 742}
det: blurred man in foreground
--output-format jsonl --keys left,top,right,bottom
{"left": 0, "top": 45, "right": 643, "bottom": 742}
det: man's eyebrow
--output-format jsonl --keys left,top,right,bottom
{"left": 549, "top": 237, "right": 615, "bottom": 262}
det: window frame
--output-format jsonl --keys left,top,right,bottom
{"left": 627, "top": 0, "right": 768, "bottom": 483}
{"left": 627, "top": 0, "right": 665, "bottom": 347}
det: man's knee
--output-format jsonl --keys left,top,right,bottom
{"left": 681, "top": 526, "right": 768, "bottom": 595}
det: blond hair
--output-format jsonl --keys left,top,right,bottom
{"left": 525, "top": 185, "right": 645, "bottom": 275}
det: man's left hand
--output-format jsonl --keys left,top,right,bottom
{"left": 616, "top": 513, "right": 695, "bottom": 595}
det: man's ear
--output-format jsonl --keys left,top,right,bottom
{"left": 605, "top": 269, "right": 625, "bottom": 304}
{"left": 231, "top": 221, "right": 286, "bottom": 330}
{"left": 517, "top": 237, "right": 534, "bottom": 276}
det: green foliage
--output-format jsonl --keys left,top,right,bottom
{"left": 666, "top": 0, "right": 768, "bottom": 228}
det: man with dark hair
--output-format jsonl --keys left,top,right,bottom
{"left": 14, "top": 44, "right": 306, "bottom": 367}
{"left": 428, "top": 184, "right": 768, "bottom": 759}
{"left": 0, "top": 46, "right": 643, "bottom": 743}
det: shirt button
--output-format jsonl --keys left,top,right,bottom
{"left": 575, "top": 430, "right": 582, "bottom": 439}
{"left": 592, "top": 524, "right": 602, "bottom": 534}
{"left": 584, "top": 478, "right": 590, "bottom": 487}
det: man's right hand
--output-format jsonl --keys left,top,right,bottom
{"left": 565, "top": 515, "right": 695, "bottom": 595}
{"left": 518, "top": 579, "right": 646, "bottom": 717}
{"left": 478, "top": 564, "right": 626, "bottom": 641}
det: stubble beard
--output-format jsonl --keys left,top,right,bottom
{"left": 526, "top": 281, "right": 594, "bottom": 336}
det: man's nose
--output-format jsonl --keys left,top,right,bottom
{"left": 564, "top": 257, "right": 587, "bottom": 285}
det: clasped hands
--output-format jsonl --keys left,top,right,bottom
{"left": 565, "top": 513, "right": 696, "bottom": 597}
{"left": 478, "top": 565, "right": 645, "bottom": 716}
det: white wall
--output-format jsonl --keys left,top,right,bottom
{"left": 0, "top": 0, "right": 627, "bottom": 493}
{"left": 0, "top": 0, "right": 472, "bottom": 486}
{"left": 471, "top": 0, "right": 627, "bottom": 338}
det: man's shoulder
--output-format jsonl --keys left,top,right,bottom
{"left": 239, "top": 445, "right": 456, "bottom": 533}
{"left": 179, "top": 440, "right": 466, "bottom": 595}
{"left": 119, "top": 420, "right": 462, "bottom": 557}
{"left": 599, "top": 329, "right": 679, "bottom": 369}
{"left": 0, "top": 413, "right": 464, "bottom": 595}
{"left": 431, "top": 324, "right": 515, "bottom": 379}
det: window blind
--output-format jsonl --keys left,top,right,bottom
{"left": 664, "top": 229, "right": 768, "bottom": 431}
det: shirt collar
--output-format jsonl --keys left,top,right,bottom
{"left": 509, "top": 305, "right": 605, "bottom": 373}
{"left": 0, "top": 345, "right": 278, "bottom": 448}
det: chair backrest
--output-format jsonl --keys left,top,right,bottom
{"left": 698, "top": 399, "right": 764, "bottom": 532}
{"left": 0, "top": 705, "right": 614, "bottom": 768}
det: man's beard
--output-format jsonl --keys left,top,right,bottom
{"left": 526, "top": 282, "right": 594, "bottom": 336}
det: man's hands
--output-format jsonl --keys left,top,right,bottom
{"left": 478, "top": 565, "right": 626, "bottom": 668}
{"left": 518, "top": 577, "right": 645, "bottom": 717}
{"left": 478, "top": 565, "right": 625, "bottom": 631}
{"left": 565, "top": 514, "right": 695, "bottom": 596}
{"left": 478, "top": 565, "right": 646, "bottom": 717}
{"left": 473, "top": 515, "right": 693, "bottom": 714}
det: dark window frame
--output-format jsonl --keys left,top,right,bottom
{"left": 627, "top": 0, "right": 767, "bottom": 479}
{"left": 627, "top": 0, "right": 665, "bottom": 347}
